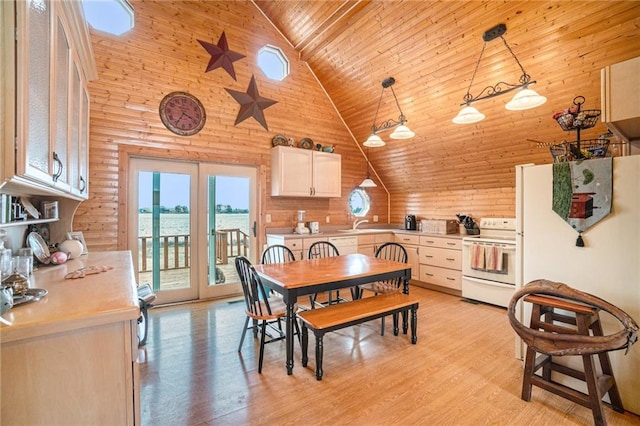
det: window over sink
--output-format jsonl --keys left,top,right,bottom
{"left": 348, "top": 188, "right": 370, "bottom": 217}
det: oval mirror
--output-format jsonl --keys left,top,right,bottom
{"left": 348, "top": 188, "right": 371, "bottom": 217}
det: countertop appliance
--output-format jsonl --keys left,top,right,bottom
{"left": 515, "top": 156, "right": 640, "bottom": 415}
{"left": 404, "top": 215, "right": 417, "bottom": 230}
{"left": 461, "top": 218, "right": 516, "bottom": 308}
{"left": 309, "top": 221, "right": 320, "bottom": 234}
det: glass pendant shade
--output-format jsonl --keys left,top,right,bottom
{"left": 363, "top": 133, "right": 386, "bottom": 147}
{"left": 390, "top": 124, "right": 415, "bottom": 139}
{"left": 505, "top": 88, "right": 547, "bottom": 111}
{"left": 359, "top": 177, "right": 377, "bottom": 188}
{"left": 452, "top": 105, "right": 485, "bottom": 124}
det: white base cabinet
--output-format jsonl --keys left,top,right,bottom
{"left": 394, "top": 233, "right": 420, "bottom": 280}
{"left": 417, "top": 235, "right": 462, "bottom": 292}
{"left": 1, "top": 251, "right": 140, "bottom": 425}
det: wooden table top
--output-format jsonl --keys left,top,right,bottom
{"left": 253, "top": 253, "right": 409, "bottom": 290}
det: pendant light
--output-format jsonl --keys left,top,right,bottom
{"left": 359, "top": 148, "right": 377, "bottom": 188}
{"left": 453, "top": 24, "right": 546, "bottom": 124}
{"left": 363, "top": 77, "right": 415, "bottom": 147}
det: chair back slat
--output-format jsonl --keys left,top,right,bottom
{"left": 235, "top": 256, "right": 272, "bottom": 317}
{"left": 261, "top": 244, "right": 296, "bottom": 264}
{"left": 374, "top": 242, "right": 408, "bottom": 289}
{"left": 308, "top": 241, "right": 340, "bottom": 259}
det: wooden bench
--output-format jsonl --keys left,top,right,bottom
{"left": 297, "top": 293, "right": 419, "bottom": 380}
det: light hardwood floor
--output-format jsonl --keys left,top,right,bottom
{"left": 139, "top": 286, "right": 640, "bottom": 425}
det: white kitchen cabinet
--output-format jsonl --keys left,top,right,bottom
{"left": 395, "top": 233, "right": 420, "bottom": 280}
{"left": 601, "top": 55, "right": 640, "bottom": 143}
{"left": 266, "top": 235, "right": 304, "bottom": 260}
{"left": 271, "top": 146, "right": 341, "bottom": 197}
{"left": 1, "top": 0, "right": 95, "bottom": 199}
{"left": 357, "top": 233, "right": 393, "bottom": 257}
{"left": 417, "top": 235, "right": 462, "bottom": 292}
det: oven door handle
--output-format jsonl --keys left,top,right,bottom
{"left": 462, "top": 275, "right": 515, "bottom": 288}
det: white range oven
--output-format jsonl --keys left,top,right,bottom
{"left": 461, "top": 218, "right": 516, "bottom": 308}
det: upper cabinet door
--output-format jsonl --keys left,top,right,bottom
{"left": 52, "top": 10, "right": 72, "bottom": 192}
{"left": 311, "top": 151, "right": 341, "bottom": 197}
{"left": 8, "top": 0, "right": 95, "bottom": 198}
{"left": 271, "top": 146, "right": 314, "bottom": 196}
{"left": 17, "top": 0, "right": 53, "bottom": 184}
{"left": 271, "top": 146, "right": 342, "bottom": 197}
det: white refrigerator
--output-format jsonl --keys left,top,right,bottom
{"left": 515, "top": 155, "right": 640, "bottom": 415}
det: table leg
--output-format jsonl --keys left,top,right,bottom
{"left": 286, "top": 301, "right": 295, "bottom": 375}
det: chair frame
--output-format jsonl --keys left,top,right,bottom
{"left": 236, "top": 256, "right": 300, "bottom": 373}
{"left": 360, "top": 241, "right": 408, "bottom": 335}
{"left": 261, "top": 244, "right": 296, "bottom": 264}
{"left": 307, "top": 241, "right": 351, "bottom": 307}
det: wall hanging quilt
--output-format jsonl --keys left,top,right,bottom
{"left": 552, "top": 157, "right": 612, "bottom": 246}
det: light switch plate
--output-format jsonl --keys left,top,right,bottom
{"left": 325, "top": 215, "right": 330, "bottom": 223}
{"left": 373, "top": 215, "right": 378, "bottom": 222}
{"left": 265, "top": 214, "right": 271, "bottom": 223}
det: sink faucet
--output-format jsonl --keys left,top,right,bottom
{"left": 352, "top": 219, "right": 369, "bottom": 230}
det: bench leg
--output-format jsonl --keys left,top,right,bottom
{"left": 410, "top": 306, "right": 418, "bottom": 344}
{"left": 315, "top": 333, "right": 324, "bottom": 380}
{"left": 301, "top": 324, "right": 309, "bottom": 367}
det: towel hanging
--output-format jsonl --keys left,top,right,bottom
{"left": 470, "top": 243, "right": 485, "bottom": 270}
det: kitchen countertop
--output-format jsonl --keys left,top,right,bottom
{"left": 0, "top": 250, "right": 139, "bottom": 343}
{"left": 267, "top": 227, "right": 464, "bottom": 239}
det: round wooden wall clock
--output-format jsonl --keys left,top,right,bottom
{"left": 159, "top": 91, "right": 206, "bottom": 136}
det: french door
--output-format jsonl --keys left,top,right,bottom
{"left": 128, "top": 158, "right": 257, "bottom": 304}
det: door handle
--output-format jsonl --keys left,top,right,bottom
{"left": 252, "top": 221, "right": 257, "bottom": 237}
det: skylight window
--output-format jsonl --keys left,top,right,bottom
{"left": 257, "top": 45, "right": 289, "bottom": 81}
{"left": 82, "top": 0, "right": 134, "bottom": 36}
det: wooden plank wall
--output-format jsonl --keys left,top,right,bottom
{"left": 77, "top": 1, "right": 616, "bottom": 252}
{"left": 76, "top": 0, "right": 387, "bottom": 251}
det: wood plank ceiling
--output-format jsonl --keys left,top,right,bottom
{"left": 253, "top": 0, "right": 640, "bottom": 194}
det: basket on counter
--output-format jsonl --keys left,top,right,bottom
{"left": 549, "top": 138, "right": 610, "bottom": 163}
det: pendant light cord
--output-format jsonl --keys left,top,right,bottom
{"left": 463, "top": 42, "right": 486, "bottom": 104}
{"left": 500, "top": 35, "right": 531, "bottom": 85}
{"left": 371, "top": 86, "right": 385, "bottom": 131}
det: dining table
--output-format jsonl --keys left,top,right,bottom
{"left": 253, "top": 253, "right": 411, "bottom": 375}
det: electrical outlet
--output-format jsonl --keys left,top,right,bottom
{"left": 265, "top": 214, "right": 271, "bottom": 223}
{"left": 373, "top": 215, "right": 378, "bottom": 222}
{"left": 325, "top": 215, "right": 330, "bottom": 223}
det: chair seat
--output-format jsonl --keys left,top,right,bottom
{"left": 360, "top": 281, "right": 402, "bottom": 294}
{"left": 247, "top": 297, "right": 294, "bottom": 321}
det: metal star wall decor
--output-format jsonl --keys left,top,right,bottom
{"left": 197, "top": 31, "right": 245, "bottom": 80}
{"left": 225, "top": 75, "right": 277, "bottom": 130}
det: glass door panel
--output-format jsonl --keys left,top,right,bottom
{"left": 129, "top": 158, "right": 198, "bottom": 304}
{"left": 198, "top": 164, "right": 257, "bottom": 299}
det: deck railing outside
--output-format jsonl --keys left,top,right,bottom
{"left": 138, "top": 228, "right": 249, "bottom": 272}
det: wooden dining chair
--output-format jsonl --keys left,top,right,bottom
{"left": 307, "top": 241, "right": 351, "bottom": 308}
{"left": 235, "top": 256, "right": 300, "bottom": 373}
{"left": 358, "top": 242, "right": 408, "bottom": 335}
{"left": 261, "top": 244, "right": 296, "bottom": 264}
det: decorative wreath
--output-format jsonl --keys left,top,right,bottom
{"left": 508, "top": 279, "right": 638, "bottom": 356}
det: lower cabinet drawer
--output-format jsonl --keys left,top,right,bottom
{"left": 419, "top": 264, "right": 461, "bottom": 290}
{"left": 419, "top": 247, "right": 462, "bottom": 269}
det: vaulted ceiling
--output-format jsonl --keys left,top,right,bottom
{"left": 254, "top": 0, "right": 640, "bottom": 193}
